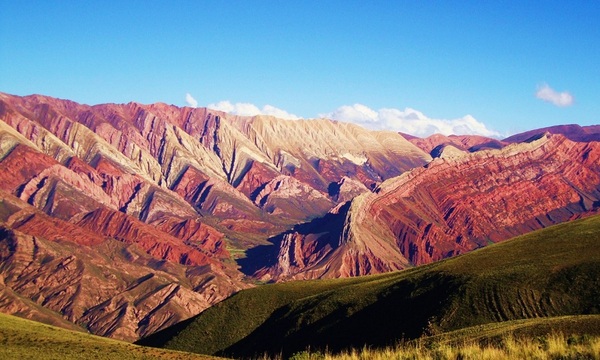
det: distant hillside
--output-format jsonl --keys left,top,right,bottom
{"left": 138, "top": 214, "right": 600, "bottom": 358}
{"left": 405, "top": 132, "right": 507, "bottom": 155}
{"left": 248, "top": 133, "right": 600, "bottom": 281}
{"left": 0, "top": 312, "right": 220, "bottom": 360}
{"left": 503, "top": 124, "right": 600, "bottom": 143}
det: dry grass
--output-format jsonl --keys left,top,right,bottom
{"left": 0, "top": 312, "right": 222, "bottom": 360}
{"left": 280, "top": 333, "right": 600, "bottom": 360}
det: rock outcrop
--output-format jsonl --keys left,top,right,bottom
{"left": 253, "top": 175, "right": 335, "bottom": 220}
{"left": 254, "top": 134, "right": 600, "bottom": 281}
{"left": 0, "top": 223, "right": 244, "bottom": 342}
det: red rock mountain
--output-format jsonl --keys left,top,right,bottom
{"left": 0, "top": 92, "right": 429, "bottom": 339}
{"left": 0, "top": 92, "right": 599, "bottom": 340}
{"left": 252, "top": 133, "right": 600, "bottom": 281}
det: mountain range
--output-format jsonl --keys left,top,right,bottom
{"left": 0, "top": 92, "right": 599, "bottom": 342}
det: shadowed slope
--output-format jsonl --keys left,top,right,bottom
{"left": 250, "top": 133, "right": 600, "bottom": 281}
{"left": 138, "top": 214, "right": 600, "bottom": 358}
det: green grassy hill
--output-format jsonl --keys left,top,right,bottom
{"left": 0, "top": 312, "right": 222, "bottom": 360}
{"left": 138, "top": 214, "right": 600, "bottom": 358}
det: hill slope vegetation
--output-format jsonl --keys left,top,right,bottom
{"left": 0, "top": 312, "right": 221, "bottom": 360}
{"left": 138, "top": 214, "right": 600, "bottom": 358}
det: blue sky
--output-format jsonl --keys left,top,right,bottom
{"left": 1, "top": 1, "right": 599, "bottom": 137}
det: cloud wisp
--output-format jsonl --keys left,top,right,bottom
{"left": 185, "top": 93, "right": 198, "bottom": 108}
{"left": 204, "top": 100, "right": 499, "bottom": 138}
{"left": 535, "top": 84, "right": 574, "bottom": 107}
{"left": 321, "top": 104, "right": 500, "bottom": 138}
{"left": 207, "top": 100, "right": 300, "bottom": 120}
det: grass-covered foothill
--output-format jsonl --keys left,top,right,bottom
{"left": 286, "top": 331, "right": 600, "bottom": 360}
{"left": 287, "top": 316, "right": 600, "bottom": 359}
{"left": 138, "top": 214, "right": 600, "bottom": 359}
{"left": 0, "top": 312, "right": 222, "bottom": 360}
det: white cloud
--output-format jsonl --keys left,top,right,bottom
{"left": 320, "top": 104, "right": 500, "bottom": 138}
{"left": 535, "top": 83, "right": 574, "bottom": 107}
{"left": 325, "top": 104, "right": 379, "bottom": 123}
{"left": 202, "top": 100, "right": 498, "bottom": 138}
{"left": 185, "top": 93, "right": 198, "bottom": 108}
{"left": 262, "top": 105, "right": 301, "bottom": 120}
{"left": 207, "top": 100, "right": 300, "bottom": 120}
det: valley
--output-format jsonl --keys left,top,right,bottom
{"left": 139, "top": 214, "right": 600, "bottom": 358}
{"left": 0, "top": 92, "right": 598, "bottom": 358}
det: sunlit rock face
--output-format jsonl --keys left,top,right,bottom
{"left": 254, "top": 134, "right": 600, "bottom": 281}
{"left": 0, "top": 92, "right": 432, "bottom": 339}
{"left": 0, "top": 92, "right": 431, "bottom": 223}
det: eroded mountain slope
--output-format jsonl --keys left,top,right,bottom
{"left": 253, "top": 133, "right": 600, "bottom": 281}
{"left": 0, "top": 92, "right": 430, "bottom": 228}
{"left": 0, "top": 92, "right": 432, "bottom": 339}
{"left": 1, "top": 91, "right": 599, "bottom": 343}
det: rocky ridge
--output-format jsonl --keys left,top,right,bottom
{"left": 0, "top": 92, "right": 431, "bottom": 230}
{"left": 0, "top": 92, "right": 430, "bottom": 340}
{"left": 253, "top": 133, "right": 600, "bottom": 281}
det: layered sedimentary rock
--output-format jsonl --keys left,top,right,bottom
{"left": 0, "top": 222, "right": 244, "bottom": 342}
{"left": 254, "top": 134, "right": 600, "bottom": 281}
{"left": 253, "top": 175, "right": 335, "bottom": 219}
{"left": 0, "top": 92, "right": 430, "bottom": 228}
{"left": 229, "top": 116, "right": 430, "bottom": 191}
{"left": 0, "top": 92, "right": 431, "bottom": 340}
{"left": 2, "top": 91, "right": 599, "bottom": 340}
